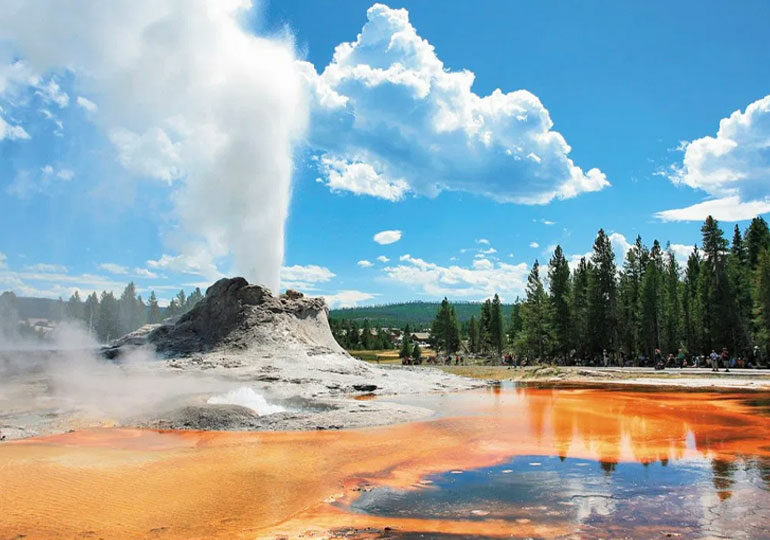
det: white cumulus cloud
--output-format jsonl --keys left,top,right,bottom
{"left": 386, "top": 254, "right": 528, "bottom": 299}
{"left": 657, "top": 94, "right": 770, "bottom": 222}
{"left": 302, "top": 3, "right": 607, "bottom": 204}
{"left": 357, "top": 259, "right": 373, "bottom": 268}
{"left": 656, "top": 196, "right": 770, "bottom": 222}
{"left": 376, "top": 255, "right": 389, "bottom": 263}
{"left": 319, "top": 155, "right": 408, "bottom": 201}
{"left": 281, "top": 264, "right": 336, "bottom": 291}
{"left": 529, "top": 241, "right": 539, "bottom": 248}
{"left": 324, "top": 289, "right": 376, "bottom": 308}
{"left": 373, "top": 229, "right": 402, "bottom": 245}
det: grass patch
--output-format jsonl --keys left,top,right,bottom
{"left": 347, "top": 349, "right": 437, "bottom": 364}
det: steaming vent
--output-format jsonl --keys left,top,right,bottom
{"left": 207, "top": 387, "right": 287, "bottom": 416}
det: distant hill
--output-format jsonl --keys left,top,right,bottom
{"left": 330, "top": 301, "right": 514, "bottom": 329}
{"left": 15, "top": 297, "right": 65, "bottom": 320}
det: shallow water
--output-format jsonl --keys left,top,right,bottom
{"left": 340, "top": 385, "right": 770, "bottom": 539}
{"left": 1, "top": 385, "right": 769, "bottom": 539}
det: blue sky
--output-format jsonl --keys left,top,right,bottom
{"left": 1, "top": 1, "right": 769, "bottom": 306}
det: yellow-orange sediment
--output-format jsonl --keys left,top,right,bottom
{"left": 0, "top": 387, "right": 768, "bottom": 538}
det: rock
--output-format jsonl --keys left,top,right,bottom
{"left": 106, "top": 277, "right": 344, "bottom": 358}
{"left": 283, "top": 289, "right": 304, "bottom": 300}
{"left": 352, "top": 384, "right": 378, "bottom": 392}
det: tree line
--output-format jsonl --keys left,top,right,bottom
{"left": 428, "top": 216, "right": 770, "bottom": 364}
{"left": 0, "top": 283, "right": 204, "bottom": 344}
{"left": 329, "top": 317, "right": 396, "bottom": 350}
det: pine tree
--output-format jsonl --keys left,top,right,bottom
{"left": 412, "top": 342, "right": 422, "bottom": 362}
{"left": 746, "top": 217, "right": 770, "bottom": 270}
{"left": 175, "top": 290, "right": 187, "bottom": 313}
{"left": 518, "top": 260, "right": 550, "bottom": 360}
{"left": 618, "top": 236, "right": 645, "bottom": 357}
{"left": 348, "top": 320, "right": 360, "bottom": 349}
{"left": 479, "top": 299, "right": 492, "bottom": 352}
{"left": 754, "top": 249, "right": 770, "bottom": 358}
{"left": 569, "top": 257, "right": 591, "bottom": 357}
{"left": 118, "top": 282, "right": 138, "bottom": 336}
{"left": 135, "top": 295, "right": 147, "bottom": 329}
{"left": 361, "top": 319, "right": 373, "bottom": 349}
{"left": 639, "top": 240, "right": 663, "bottom": 356}
{"left": 682, "top": 246, "right": 703, "bottom": 354}
{"left": 548, "top": 245, "right": 571, "bottom": 360}
{"left": 96, "top": 291, "right": 120, "bottom": 343}
{"left": 376, "top": 327, "right": 393, "bottom": 349}
{"left": 337, "top": 319, "right": 350, "bottom": 348}
{"left": 586, "top": 229, "right": 617, "bottom": 355}
{"left": 661, "top": 247, "right": 682, "bottom": 353}
{"left": 489, "top": 294, "right": 504, "bottom": 355}
{"left": 507, "top": 301, "right": 522, "bottom": 346}
{"left": 468, "top": 315, "right": 480, "bottom": 353}
{"left": 186, "top": 287, "right": 204, "bottom": 310}
{"left": 147, "top": 291, "right": 162, "bottom": 324}
{"left": 66, "top": 291, "right": 85, "bottom": 322}
{"left": 727, "top": 225, "right": 752, "bottom": 353}
{"left": 430, "top": 298, "right": 450, "bottom": 352}
{"left": 399, "top": 325, "right": 412, "bottom": 358}
{"left": 166, "top": 299, "right": 180, "bottom": 319}
{"left": 83, "top": 292, "right": 99, "bottom": 336}
{"left": 699, "top": 216, "right": 731, "bottom": 352}
{"left": 447, "top": 305, "right": 461, "bottom": 353}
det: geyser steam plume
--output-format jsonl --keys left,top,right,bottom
{"left": 0, "top": 1, "right": 308, "bottom": 291}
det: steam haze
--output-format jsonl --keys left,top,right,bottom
{"left": 0, "top": 0, "right": 309, "bottom": 291}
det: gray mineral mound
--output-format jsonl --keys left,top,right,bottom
{"left": 106, "top": 277, "right": 343, "bottom": 358}
{"left": 97, "top": 276, "right": 480, "bottom": 433}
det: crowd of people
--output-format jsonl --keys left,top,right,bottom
{"left": 398, "top": 345, "right": 769, "bottom": 371}
{"left": 502, "top": 345, "right": 768, "bottom": 371}
{"left": 401, "top": 354, "right": 466, "bottom": 366}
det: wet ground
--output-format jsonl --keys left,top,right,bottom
{"left": 1, "top": 384, "right": 769, "bottom": 539}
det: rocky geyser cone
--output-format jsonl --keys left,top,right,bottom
{"left": 109, "top": 277, "right": 344, "bottom": 357}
